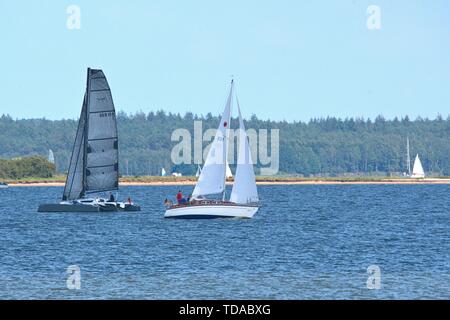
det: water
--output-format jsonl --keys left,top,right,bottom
{"left": 0, "top": 184, "right": 449, "bottom": 299}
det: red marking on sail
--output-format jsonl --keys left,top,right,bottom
{"left": 223, "top": 121, "right": 228, "bottom": 127}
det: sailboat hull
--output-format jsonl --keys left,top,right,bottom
{"left": 164, "top": 203, "right": 259, "bottom": 219}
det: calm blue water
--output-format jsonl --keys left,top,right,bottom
{"left": 0, "top": 184, "right": 449, "bottom": 299}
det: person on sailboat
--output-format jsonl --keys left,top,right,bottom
{"left": 109, "top": 193, "right": 115, "bottom": 202}
{"left": 176, "top": 190, "right": 183, "bottom": 204}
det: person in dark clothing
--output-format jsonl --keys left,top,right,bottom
{"left": 109, "top": 193, "right": 115, "bottom": 202}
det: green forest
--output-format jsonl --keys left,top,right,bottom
{"left": 1, "top": 112, "right": 450, "bottom": 177}
{"left": 0, "top": 156, "right": 55, "bottom": 179}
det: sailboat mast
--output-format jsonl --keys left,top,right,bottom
{"left": 406, "top": 137, "right": 411, "bottom": 176}
{"left": 222, "top": 80, "right": 233, "bottom": 201}
{"left": 82, "top": 68, "right": 91, "bottom": 198}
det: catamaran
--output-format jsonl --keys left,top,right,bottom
{"left": 38, "top": 68, "right": 140, "bottom": 212}
{"left": 164, "top": 80, "right": 260, "bottom": 219}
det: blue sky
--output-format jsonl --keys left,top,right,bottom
{"left": 0, "top": 0, "right": 449, "bottom": 121}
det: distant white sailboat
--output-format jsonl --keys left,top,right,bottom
{"left": 161, "top": 168, "right": 166, "bottom": 176}
{"left": 226, "top": 161, "right": 233, "bottom": 179}
{"left": 195, "top": 164, "right": 202, "bottom": 177}
{"left": 48, "top": 149, "right": 55, "bottom": 164}
{"left": 406, "top": 138, "right": 425, "bottom": 178}
{"left": 411, "top": 154, "right": 425, "bottom": 178}
{"left": 164, "top": 80, "right": 260, "bottom": 219}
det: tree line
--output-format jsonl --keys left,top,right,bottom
{"left": 0, "top": 156, "right": 55, "bottom": 179}
{"left": 1, "top": 112, "right": 450, "bottom": 177}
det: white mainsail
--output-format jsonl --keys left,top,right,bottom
{"left": 230, "top": 101, "right": 259, "bottom": 204}
{"left": 411, "top": 154, "right": 425, "bottom": 178}
{"left": 161, "top": 168, "right": 166, "bottom": 176}
{"left": 192, "top": 81, "right": 233, "bottom": 198}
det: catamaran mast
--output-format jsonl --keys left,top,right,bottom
{"left": 82, "top": 68, "right": 91, "bottom": 198}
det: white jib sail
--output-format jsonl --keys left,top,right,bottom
{"left": 192, "top": 81, "right": 233, "bottom": 198}
{"left": 412, "top": 154, "right": 425, "bottom": 177}
{"left": 230, "top": 100, "right": 259, "bottom": 204}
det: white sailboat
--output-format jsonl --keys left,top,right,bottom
{"left": 164, "top": 81, "right": 260, "bottom": 219}
{"left": 226, "top": 161, "right": 233, "bottom": 179}
{"left": 161, "top": 168, "right": 166, "bottom": 176}
{"left": 195, "top": 164, "right": 202, "bottom": 177}
{"left": 411, "top": 154, "right": 425, "bottom": 178}
{"left": 48, "top": 149, "right": 55, "bottom": 164}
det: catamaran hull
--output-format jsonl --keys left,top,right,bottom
{"left": 38, "top": 203, "right": 141, "bottom": 212}
{"left": 164, "top": 205, "right": 259, "bottom": 219}
{"left": 38, "top": 203, "right": 103, "bottom": 212}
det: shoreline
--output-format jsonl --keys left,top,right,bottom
{"left": 6, "top": 178, "right": 450, "bottom": 187}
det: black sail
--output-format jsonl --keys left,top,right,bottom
{"left": 85, "top": 69, "right": 119, "bottom": 194}
{"left": 62, "top": 94, "right": 87, "bottom": 200}
{"left": 62, "top": 68, "right": 119, "bottom": 200}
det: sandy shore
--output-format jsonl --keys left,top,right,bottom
{"left": 7, "top": 178, "right": 450, "bottom": 187}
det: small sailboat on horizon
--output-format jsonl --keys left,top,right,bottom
{"left": 195, "top": 164, "right": 202, "bottom": 177}
{"left": 406, "top": 137, "right": 425, "bottom": 178}
{"left": 164, "top": 80, "right": 260, "bottom": 219}
{"left": 411, "top": 154, "right": 425, "bottom": 178}
{"left": 38, "top": 68, "right": 140, "bottom": 212}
